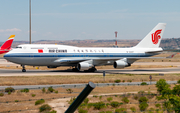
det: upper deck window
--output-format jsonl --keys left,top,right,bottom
{"left": 31, "top": 47, "right": 44, "bottom": 49}
{"left": 48, "top": 48, "right": 58, "bottom": 49}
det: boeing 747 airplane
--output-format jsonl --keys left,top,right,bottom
{"left": 4, "top": 23, "right": 166, "bottom": 72}
{"left": 0, "top": 35, "right": 15, "bottom": 54}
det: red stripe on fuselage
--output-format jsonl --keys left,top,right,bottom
{"left": 38, "top": 49, "right": 43, "bottom": 53}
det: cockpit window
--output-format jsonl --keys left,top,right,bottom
{"left": 16, "top": 46, "right": 22, "bottom": 49}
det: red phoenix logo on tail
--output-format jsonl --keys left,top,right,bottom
{"left": 151, "top": 29, "right": 162, "bottom": 44}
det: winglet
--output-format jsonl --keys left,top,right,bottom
{"left": 8, "top": 35, "right": 15, "bottom": 40}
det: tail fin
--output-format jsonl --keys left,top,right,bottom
{"left": 166, "top": 53, "right": 177, "bottom": 58}
{"left": 135, "top": 23, "right": 166, "bottom": 48}
{"left": 1, "top": 35, "right": 15, "bottom": 50}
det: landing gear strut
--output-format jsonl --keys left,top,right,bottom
{"left": 72, "top": 68, "right": 79, "bottom": 72}
{"left": 21, "top": 65, "right": 26, "bottom": 72}
{"left": 87, "top": 67, "right": 97, "bottom": 72}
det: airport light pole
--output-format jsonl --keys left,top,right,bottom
{"left": 115, "top": 31, "right": 118, "bottom": 47}
{"left": 29, "top": 0, "right": 31, "bottom": 44}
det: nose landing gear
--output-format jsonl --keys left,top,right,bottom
{"left": 21, "top": 65, "right": 26, "bottom": 72}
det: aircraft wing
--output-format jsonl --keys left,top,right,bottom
{"left": 54, "top": 59, "right": 91, "bottom": 64}
{"left": 54, "top": 57, "right": 167, "bottom": 64}
{"left": 145, "top": 51, "right": 163, "bottom": 53}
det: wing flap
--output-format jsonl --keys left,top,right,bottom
{"left": 54, "top": 59, "right": 90, "bottom": 64}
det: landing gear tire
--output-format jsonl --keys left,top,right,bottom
{"left": 88, "top": 67, "right": 97, "bottom": 72}
{"left": 21, "top": 65, "right": 26, "bottom": 72}
{"left": 22, "top": 69, "right": 26, "bottom": 72}
{"left": 72, "top": 68, "right": 79, "bottom": 72}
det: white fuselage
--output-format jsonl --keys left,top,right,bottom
{"left": 4, "top": 44, "right": 162, "bottom": 67}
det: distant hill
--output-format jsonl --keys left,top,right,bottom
{"left": 0, "top": 38, "right": 180, "bottom": 49}
{"left": 160, "top": 38, "right": 180, "bottom": 49}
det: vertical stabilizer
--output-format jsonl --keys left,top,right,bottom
{"left": 135, "top": 23, "right": 166, "bottom": 48}
{"left": 1, "top": 35, "right": 15, "bottom": 50}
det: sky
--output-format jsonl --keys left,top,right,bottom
{"left": 0, "top": 0, "right": 180, "bottom": 42}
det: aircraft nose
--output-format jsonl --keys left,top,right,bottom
{"left": 3, "top": 53, "right": 12, "bottom": 61}
{"left": 3, "top": 53, "right": 8, "bottom": 58}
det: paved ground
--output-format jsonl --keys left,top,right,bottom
{"left": 1, "top": 67, "right": 180, "bottom": 76}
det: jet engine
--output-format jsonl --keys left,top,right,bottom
{"left": 77, "top": 62, "right": 92, "bottom": 71}
{"left": 113, "top": 60, "right": 131, "bottom": 69}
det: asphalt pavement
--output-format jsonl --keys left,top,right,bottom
{"left": 0, "top": 67, "right": 180, "bottom": 76}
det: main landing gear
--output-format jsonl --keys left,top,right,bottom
{"left": 21, "top": 65, "right": 26, "bottom": 72}
{"left": 87, "top": 67, "right": 97, "bottom": 72}
{"left": 72, "top": 68, "right": 79, "bottom": 72}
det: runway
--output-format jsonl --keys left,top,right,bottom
{"left": 0, "top": 66, "right": 180, "bottom": 76}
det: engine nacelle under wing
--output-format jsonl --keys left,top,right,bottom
{"left": 113, "top": 60, "right": 131, "bottom": 69}
{"left": 77, "top": 62, "right": 92, "bottom": 71}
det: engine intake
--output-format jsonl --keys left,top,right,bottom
{"left": 113, "top": 60, "right": 131, "bottom": 69}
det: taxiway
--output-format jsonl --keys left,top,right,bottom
{"left": 1, "top": 58, "right": 180, "bottom": 76}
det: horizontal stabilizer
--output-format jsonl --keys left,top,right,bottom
{"left": 145, "top": 50, "right": 163, "bottom": 53}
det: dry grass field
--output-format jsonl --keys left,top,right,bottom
{"left": 0, "top": 54, "right": 4, "bottom": 57}
{"left": 0, "top": 73, "right": 179, "bottom": 86}
{"left": 0, "top": 84, "right": 176, "bottom": 113}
